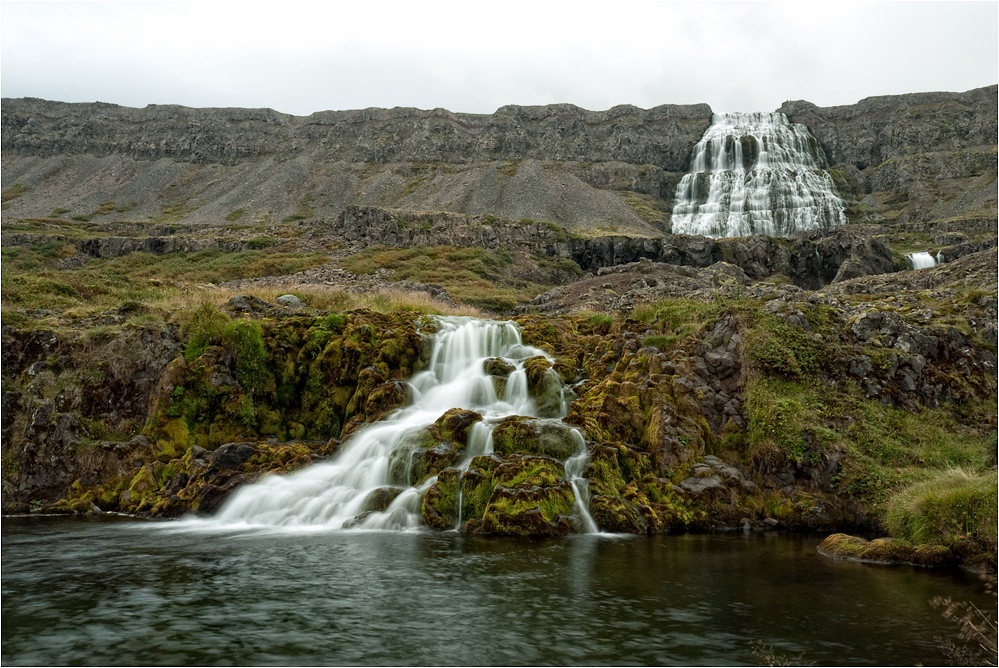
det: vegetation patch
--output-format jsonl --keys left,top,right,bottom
{"left": 339, "top": 245, "right": 546, "bottom": 312}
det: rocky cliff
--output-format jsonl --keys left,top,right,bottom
{"left": 3, "top": 88, "right": 996, "bottom": 234}
{"left": 1, "top": 99, "right": 712, "bottom": 235}
{"left": 780, "top": 85, "right": 998, "bottom": 226}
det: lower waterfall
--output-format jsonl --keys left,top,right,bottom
{"left": 671, "top": 111, "right": 847, "bottom": 238}
{"left": 196, "top": 316, "right": 598, "bottom": 533}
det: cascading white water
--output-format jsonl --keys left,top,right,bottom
{"left": 906, "top": 251, "right": 943, "bottom": 270}
{"left": 199, "top": 316, "right": 597, "bottom": 533}
{"left": 672, "top": 112, "right": 847, "bottom": 238}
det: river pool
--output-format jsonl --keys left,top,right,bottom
{"left": 2, "top": 516, "right": 993, "bottom": 666}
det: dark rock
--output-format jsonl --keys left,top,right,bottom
{"left": 210, "top": 443, "right": 258, "bottom": 470}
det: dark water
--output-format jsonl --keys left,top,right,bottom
{"left": 2, "top": 516, "right": 992, "bottom": 666}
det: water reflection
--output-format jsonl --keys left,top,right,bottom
{"left": 2, "top": 517, "right": 993, "bottom": 666}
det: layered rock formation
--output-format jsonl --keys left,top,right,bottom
{"left": 3, "top": 87, "right": 995, "bottom": 234}
{"left": 780, "top": 85, "right": 998, "bottom": 225}
{"left": 1, "top": 99, "right": 712, "bottom": 235}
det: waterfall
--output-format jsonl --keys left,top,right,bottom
{"left": 200, "top": 316, "right": 597, "bottom": 533}
{"left": 906, "top": 251, "right": 942, "bottom": 270}
{"left": 671, "top": 112, "right": 847, "bottom": 238}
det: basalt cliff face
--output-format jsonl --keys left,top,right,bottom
{"left": 780, "top": 86, "right": 998, "bottom": 226}
{"left": 0, "top": 99, "right": 712, "bottom": 235}
{"left": 2, "top": 87, "right": 996, "bottom": 234}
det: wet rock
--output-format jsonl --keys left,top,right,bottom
{"left": 480, "top": 479, "right": 575, "bottom": 537}
{"left": 491, "top": 416, "right": 580, "bottom": 460}
{"left": 430, "top": 408, "right": 483, "bottom": 447}
{"left": 422, "top": 468, "right": 461, "bottom": 530}
{"left": 362, "top": 486, "right": 404, "bottom": 513}
{"left": 365, "top": 380, "right": 411, "bottom": 421}
{"left": 483, "top": 357, "right": 516, "bottom": 377}
{"left": 589, "top": 495, "right": 646, "bottom": 533}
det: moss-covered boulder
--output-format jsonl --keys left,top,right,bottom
{"left": 589, "top": 495, "right": 645, "bottom": 533}
{"left": 480, "top": 480, "right": 575, "bottom": 536}
{"left": 365, "top": 380, "right": 411, "bottom": 421}
{"left": 422, "top": 467, "right": 461, "bottom": 530}
{"left": 491, "top": 416, "right": 580, "bottom": 460}
{"left": 483, "top": 357, "right": 516, "bottom": 377}
{"left": 362, "top": 486, "right": 404, "bottom": 513}
{"left": 430, "top": 408, "right": 483, "bottom": 447}
{"left": 523, "top": 355, "right": 565, "bottom": 418}
{"left": 583, "top": 444, "right": 628, "bottom": 497}
{"left": 470, "top": 454, "right": 576, "bottom": 536}
{"left": 817, "top": 533, "right": 958, "bottom": 568}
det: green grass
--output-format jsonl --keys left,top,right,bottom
{"left": 886, "top": 467, "right": 997, "bottom": 549}
{"left": 338, "top": 245, "right": 538, "bottom": 312}
{"left": 1, "top": 246, "right": 330, "bottom": 312}
{"left": 744, "top": 374, "right": 996, "bottom": 508}
{"left": 1, "top": 183, "right": 29, "bottom": 203}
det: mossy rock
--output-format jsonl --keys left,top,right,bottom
{"left": 406, "top": 442, "right": 462, "bottom": 486}
{"left": 589, "top": 494, "right": 646, "bottom": 533}
{"left": 346, "top": 366, "right": 386, "bottom": 420}
{"left": 480, "top": 479, "right": 575, "bottom": 536}
{"left": 423, "top": 468, "right": 461, "bottom": 530}
{"left": 430, "top": 408, "right": 483, "bottom": 447}
{"left": 620, "top": 480, "right": 665, "bottom": 533}
{"left": 818, "top": 533, "right": 956, "bottom": 567}
{"left": 365, "top": 380, "right": 410, "bottom": 421}
{"left": 523, "top": 355, "right": 565, "bottom": 418}
{"left": 483, "top": 357, "right": 516, "bottom": 377}
{"left": 583, "top": 444, "right": 628, "bottom": 497}
{"left": 492, "top": 453, "right": 566, "bottom": 488}
{"left": 362, "top": 486, "right": 405, "bottom": 513}
{"left": 491, "top": 416, "right": 580, "bottom": 460}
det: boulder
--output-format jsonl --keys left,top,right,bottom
{"left": 491, "top": 416, "right": 581, "bottom": 460}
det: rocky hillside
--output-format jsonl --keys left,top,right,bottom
{"left": 1, "top": 100, "right": 712, "bottom": 235}
{"left": 3, "top": 87, "right": 996, "bottom": 235}
{"left": 781, "top": 85, "right": 997, "bottom": 226}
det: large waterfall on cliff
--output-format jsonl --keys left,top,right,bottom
{"left": 197, "top": 316, "right": 596, "bottom": 533}
{"left": 671, "top": 112, "right": 847, "bottom": 238}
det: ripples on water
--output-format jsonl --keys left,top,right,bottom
{"left": 2, "top": 516, "right": 992, "bottom": 666}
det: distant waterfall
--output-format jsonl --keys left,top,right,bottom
{"left": 671, "top": 112, "right": 847, "bottom": 238}
{"left": 196, "top": 316, "right": 597, "bottom": 533}
{"left": 906, "top": 251, "right": 943, "bottom": 269}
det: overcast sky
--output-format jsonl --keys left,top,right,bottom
{"left": 1, "top": 1, "right": 996, "bottom": 116}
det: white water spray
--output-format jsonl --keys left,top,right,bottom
{"left": 199, "top": 316, "right": 597, "bottom": 533}
{"left": 672, "top": 112, "right": 847, "bottom": 238}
